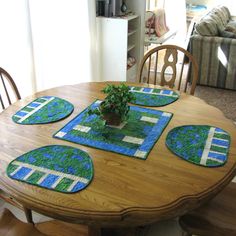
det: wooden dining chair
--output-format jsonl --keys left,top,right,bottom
{"left": 0, "top": 67, "right": 29, "bottom": 231}
{"left": 0, "top": 67, "right": 21, "bottom": 111}
{"left": 0, "top": 66, "right": 22, "bottom": 211}
{"left": 137, "top": 44, "right": 198, "bottom": 95}
{"left": 0, "top": 208, "right": 45, "bottom": 236}
{"left": 179, "top": 181, "right": 236, "bottom": 236}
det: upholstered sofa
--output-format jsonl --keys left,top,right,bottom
{"left": 189, "top": 5, "right": 236, "bottom": 90}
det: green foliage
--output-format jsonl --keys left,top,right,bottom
{"left": 89, "top": 83, "right": 135, "bottom": 123}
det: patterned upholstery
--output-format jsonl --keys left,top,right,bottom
{"left": 190, "top": 6, "right": 236, "bottom": 90}
{"left": 195, "top": 6, "right": 230, "bottom": 35}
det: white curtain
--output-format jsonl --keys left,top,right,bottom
{"left": 29, "top": 0, "right": 98, "bottom": 92}
{"left": 0, "top": 0, "right": 98, "bottom": 98}
{"left": 0, "top": 0, "right": 36, "bottom": 98}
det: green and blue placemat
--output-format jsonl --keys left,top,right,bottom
{"left": 12, "top": 96, "right": 74, "bottom": 124}
{"left": 166, "top": 125, "right": 230, "bottom": 167}
{"left": 53, "top": 100, "right": 173, "bottom": 160}
{"left": 129, "top": 86, "right": 179, "bottom": 107}
{"left": 7, "top": 145, "right": 93, "bottom": 193}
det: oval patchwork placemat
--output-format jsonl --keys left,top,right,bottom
{"left": 166, "top": 125, "right": 230, "bottom": 167}
{"left": 12, "top": 96, "right": 74, "bottom": 124}
{"left": 7, "top": 145, "right": 93, "bottom": 193}
{"left": 129, "top": 86, "right": 179, "bottom": 107}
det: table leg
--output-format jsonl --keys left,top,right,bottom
{"left": 108, "top": 228, "right": 135, "bottom": 236}
{"left": 23, "top": 206, "right": 33, "bottom": 224}
{"left": 88, "top": 226, "right": 101, "bottom": 236}
{"left": 88, "top": 226, "right": 136, "bottom": 236}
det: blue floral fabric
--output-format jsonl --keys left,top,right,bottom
{"left": 166, "top": 125, "right": 230, "bottom": 167}
{"left": 129, "top": 86, "right": 179, "bottom": 107}
{"left": 7, "top": 145, "right": 93, "bottom": 193}
{"left": 12, "top": 96, "right": 74, "bottom": 124}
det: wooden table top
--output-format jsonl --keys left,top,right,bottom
{"left": 0, "top": 82, "right": 236, "bottom": 227}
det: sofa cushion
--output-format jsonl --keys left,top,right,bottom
{"left": 211, "top": 5, "right": 231, "bottom": 27}
{"left": 195, "top": 16, "right": 219, "bottom": 36}
{"left": 195, "top": 5, "right": 230, "bottom": 36}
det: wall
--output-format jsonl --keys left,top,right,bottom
{"left": 186, "top": 0, "right": 236, "bottom": 15}
{"left": 186, "top": 0, "right": 222, "bottom": 8}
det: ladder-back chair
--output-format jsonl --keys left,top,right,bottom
{"left": 0, "top": 67, "right": 21, "bottom": 111}
{"left": 137, "top": 44, "right": 198, "bottom": 95}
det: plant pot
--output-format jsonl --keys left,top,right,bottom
{"left": 102, "top": 112, "right": 122, "bottom": 126}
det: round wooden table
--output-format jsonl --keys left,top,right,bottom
{"left": 0, "top": 82, "right": 236, "bottom": 233}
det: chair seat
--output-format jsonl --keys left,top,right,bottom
{"left": 0, "top": 208, "right": 45, "bottom": 236}
{"left": 179, "top": 182, "right": 236, "bottom": 236}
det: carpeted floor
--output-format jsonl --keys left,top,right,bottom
{"left": 194, "top": 85, "right": 236, "bottom": 123}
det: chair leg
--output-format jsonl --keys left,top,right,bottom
{"left": 23, "top": 206, "right": 33, "bottom": 224}
{"left": 182, "top": 231, "right": 192, "bottom": 236}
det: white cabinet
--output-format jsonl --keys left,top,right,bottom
{"left": 96, "top": 15, "right": 140, "bottom": 82}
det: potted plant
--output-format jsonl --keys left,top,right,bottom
{"left": 89, "top": 83, "right": 135, "bottom": 126}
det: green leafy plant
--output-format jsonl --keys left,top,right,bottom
{"left": 89, "top": 83, "right": 135, "bottom": 126}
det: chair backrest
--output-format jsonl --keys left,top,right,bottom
{"left": 0, "top": 67, "right": 21, "bottom": 111}
{"left": 137, "top": 44, "right": 198, "bottom": 95}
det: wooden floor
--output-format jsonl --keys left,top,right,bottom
{"left": 0, "top": 201, "right": 184, "bottom": 236}
{"left": 36, "top": 220, "right": 88, "bottom": 236}
{"left": 2, "top": 175, "right": 236, "bottom": 236}
{"left": 0, "top": 167, "right": 236, "bottom": 236}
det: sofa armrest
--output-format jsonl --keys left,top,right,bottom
{"left": 189, "top": 35, "right": 236, "bottom": 90}
{"left": 190, "top": 35, "right": 236, "bottom": 45}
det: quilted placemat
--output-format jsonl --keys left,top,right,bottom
{"left": 7, "top": 145, "right": 93, "bottom": 193}
{"left": 53, "top": 100, "right": 173, "bottom": 160}
{"left": 129, "top": 86, "right": 179, "bottom": 107}
{"left": 166, "top": 125, "right": 230, "bottom": 167}
{"left": 12, "top": 96, "right": 74, "bottom": 124}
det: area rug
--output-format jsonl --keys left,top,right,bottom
{"left": 54, "top": 100, "right": 173, "bottom": 160}
{"left": 194, "top": 86, "right": 236, "bottom": 123}
{"left": 7, "top": 145, "right": 93, "bottom": 193}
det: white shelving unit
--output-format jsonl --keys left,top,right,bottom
{"left": 96, "top": 15, "right": 140, "bottom": 82}
{"left": 128, "top": 29, "right": 137, "bottom": 36}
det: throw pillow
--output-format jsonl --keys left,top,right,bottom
{"left": 212, "top": 6, "right": 230, "bottom": 27}
{"left": 225, "top": 25, "right": 236, "bottom": 34}
{"left": 226, "top": 20, "right": 236, "bottom": 33}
